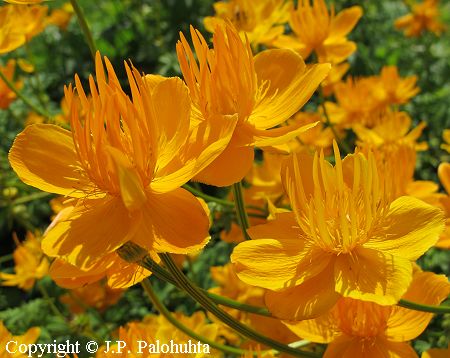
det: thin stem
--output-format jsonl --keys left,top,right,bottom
{"left": 69, "top": 0, "right": 97, "bottom": 59}
{"left": 116, "top": 243, "right": 272, "bottom": 317}
{"left": 0, "top": 70, "right": 50, "bottom": 118}
{"left": 183, "top": 184, "right": 234, "bottom": 207}
{"left": 398, "top": 298, "right": 450, "bottom": 314}
{"left": 37, "top": 282, "right": 66, "bottom": 320}
{"left": 232, "top": 182, "right": 251, "bottom": 240}
{"left": 160, "top": 253, "right": 320, "bottom": 358}
{"left": 141, "top": 279, "right": 251, "bottom": 356}
{"left": 0, "top": 254, "right": 13, "bottom": 264}
{"left": 318, "top": 87, "right": 352, "bottom": 154}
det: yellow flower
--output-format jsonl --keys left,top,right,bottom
{"left": 436, "top": 163, "right": 450, "bottom": 249}
{"left": 177, "top": 22, "right": 330, "bottom": 186}
{"left": 273, "top": 0, "right": 363, "bottom": 63}
{"left": 422, "top": 345, "right": 450, "bottom": 358}
{"left": 321, "top": 61, "right": 350, "bottom": 96}
{"left": 204, "top": 0, "right": 292, "bottom": 49}
{"left": 46, "top": 2, "right": 74, "bottom": 31}
{"left": 441, "top": 129, "right": 450, "bottom": 153}
{"left": 395, "top": 0, "right": 446, "bottom": 37}
{"left": 231, "top": 142, "right": 444, "bottom": 320}
{"left": 353, "top": 111, "right": 427, "bottom": 151}
{"left": 0, "top": 322, "right": 40, "bottom": 357}
{"left": 9, "top": 52, "right": 234, "bottom": 270}
{"left": 60, "top": 281, "right": 123, "bottom": 314}
{"left": 95, "top": 312, "right": 220, "bottom": 357}
{"left": 285, "top": 269, "right": 450, "bottom": 358}
{"left": 0, "top": 4, "right": 48, "bottom": 54}
{"left": 0, "top": 59, "right": 22, "bottom": 109}
{"left": 372, "top": 66, "right": 420, "bottom": 106}
{"left": 49, "top": 252, "right": 152, "bottom": 289}
{"left": 3, "top": 0, "right": 45, "bottom": 4}
{"left": 325, "top": 76, "right": 381, "bottom": 128}
{"left": 0, "top": 232, "right": 49, "bottom": 291}
{"left": 209, "top": 263, "right": 298, "bottom": 346}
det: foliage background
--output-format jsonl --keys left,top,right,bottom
{"left": 0, "top": 0, "right": 449, "bottom": 356}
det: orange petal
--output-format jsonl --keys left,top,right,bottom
{"left": 153, "top": 112, "right": 238, "bottom": 191}
{"left": 193, "top": 134, "right": 254, "bottom": 187}
{"left": 265, "top": 261, "right": 340, "bottom": 320}
{"left": 324, "top": 336, "right": 417, "bottom": 358}
{"left": 132, "top": 188, "right": 210, "bottom": 254}
{"left": 334, "top": 247, "right": 413, "bottom": 305}
{"left": 250, "top": 49, "right": 330, "bottom": 130}
{"left": 42, "top": 197, "right": 135, "bottom": 270}
{"left": 363, "top": 196, "right": 444, "bottom": 261}
{"left": 232, "top": 212, "right": 332, "bottom": 291}
{"left": 9, "top": 124, "right": 91, "bottom": 197}
{"left": 386, "top": 271, "right": 450, "bottom": 342}
{"left": 329, "top": 6, "right": 363, "bottom": 39}
{"left": 283, "top": 308, "right": 340, "bottom": 343}
{"left": 438, "top": 163, "right": 450, "bottom": 194}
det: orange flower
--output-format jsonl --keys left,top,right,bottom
{"left": 204, "top": 0, "right": 292, "bottom": 49}
{"left": 60, "top": 281, "right": 123, "bottom": 314}
{"left": 273, "top": 0, "right": 362, "bottom": 63}
{"left": 372, "top": 66, "right": 420, "bottom": 106}
{"left": 395, "top": 0, "right": 445, "bottom": 37}
{"left": 285, "top": 269, "right": 450, "bottom": 358}
{"left": 0, "top": 59, "right": 22, "bottom": 109}
{"left": 436, "top": 163, "right": 450, "bottom": 249}
{"left": 9, "top": 52, "right": 235, "bottom": 270}
{"left": 95, "top": 312, "right": 219, "bottom": 357}
{"left": 422, "top": 345, "right": 450, "bottom": 358}
{"left": 0, "top": 322, "right": 40, "bottom": 357}
{"left": 0, "top": 4, "right": 48, "bottom": 54}
{"left": 231, "top": 143, "right": 444, "bottom": 320}
{"left": 209, "top": 264, "right": 298, "bottom": 346}
{"left": 46, "top": 2, "right": 73, "bottom": 31}
{"left": 0, "top": 232, "right": 49, "bottom": 291}
{"left": 177, "top": 22, "right": 330, "bottom": 186}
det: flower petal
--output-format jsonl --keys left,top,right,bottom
{"left": 363, "top": 196, "right": 444, "bottom": 261}
{"left": 249, "top": 49, "right": 330, "bottom": 130}
{"left": 334, "top": 247, "right": 413, "bottom": 305}
{"left": 132, "top": 188, "right": 210, "bottom": 254}
{"left": 192, "top": 133, "right": 254, "bottom": 187}
{"left": 9, "top": 124, "right": 91, "bottom": 197}
{"left": 329, "top": 6, "right": 363, "bottom": 39}
{"left": 42, "top": 196, "right": 135, "bottom": 270}
{"left": 386, "top": 270, "right": 450, "bottom": 342}
{"left": 232, "top": 212, "right": 332, "bottom": 291}
{"left": 324, "top": 337, "right": 417, "bottom": 358}
{"left": 251, "top": 121, "right": 318, "bottom": 147}
{"left": 153, "top": 112, "right": 238, "bottom": 190}
{"left": 265, "top": 261, "right": 340, "bottom": 320}
{"left": 438, "top": 162, "right": 450, "bottom": 194}
{"left": 283, "top": 309, "right": 340, "bottom": 343}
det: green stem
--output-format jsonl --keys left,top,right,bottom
{"left": 398, "top": 298, "right": 450, "bottom": 314}
{"left": 0, "top": 254, "right": 13, "bottom": 264}
{"left": 232, "top": 182, "right": 251, "bottom": 240}
{"left": 141, "top": 279, "right": 252, "bottom": 356}
{"left": 318, "top": 87, "right": 352, "bottom": 154}
{"left": 69, "top": 0, "right": 97, "bottom": 59}
{"left": 183, "top": 184, "right": 234, "bottom": 207}
{"left": 116, "top": 243, "right": 272, "bottom": 317}
{"left": 183, "top": 184, "right": 266, "bottom": 213}
{"left": 0, "top": 70, "right": 50, "bottom": 118}
{"left": 160, "top": 253, "right": 320, "bottom": 358}
{"left": 37, "top": 282, "right": 66, "bottom": 320}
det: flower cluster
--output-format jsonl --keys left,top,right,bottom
{"left": 1, "top": 1, "right": 449, "bottom": 357}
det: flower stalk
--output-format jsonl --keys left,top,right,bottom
{"left": 159, "top": 253, "right": 320, "bottom": 358}
{"left": 232, "top": 182, "right": 251, "bottom": 240}
{"left": 69, "top": 0, "right": 97, "bottom": 59}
